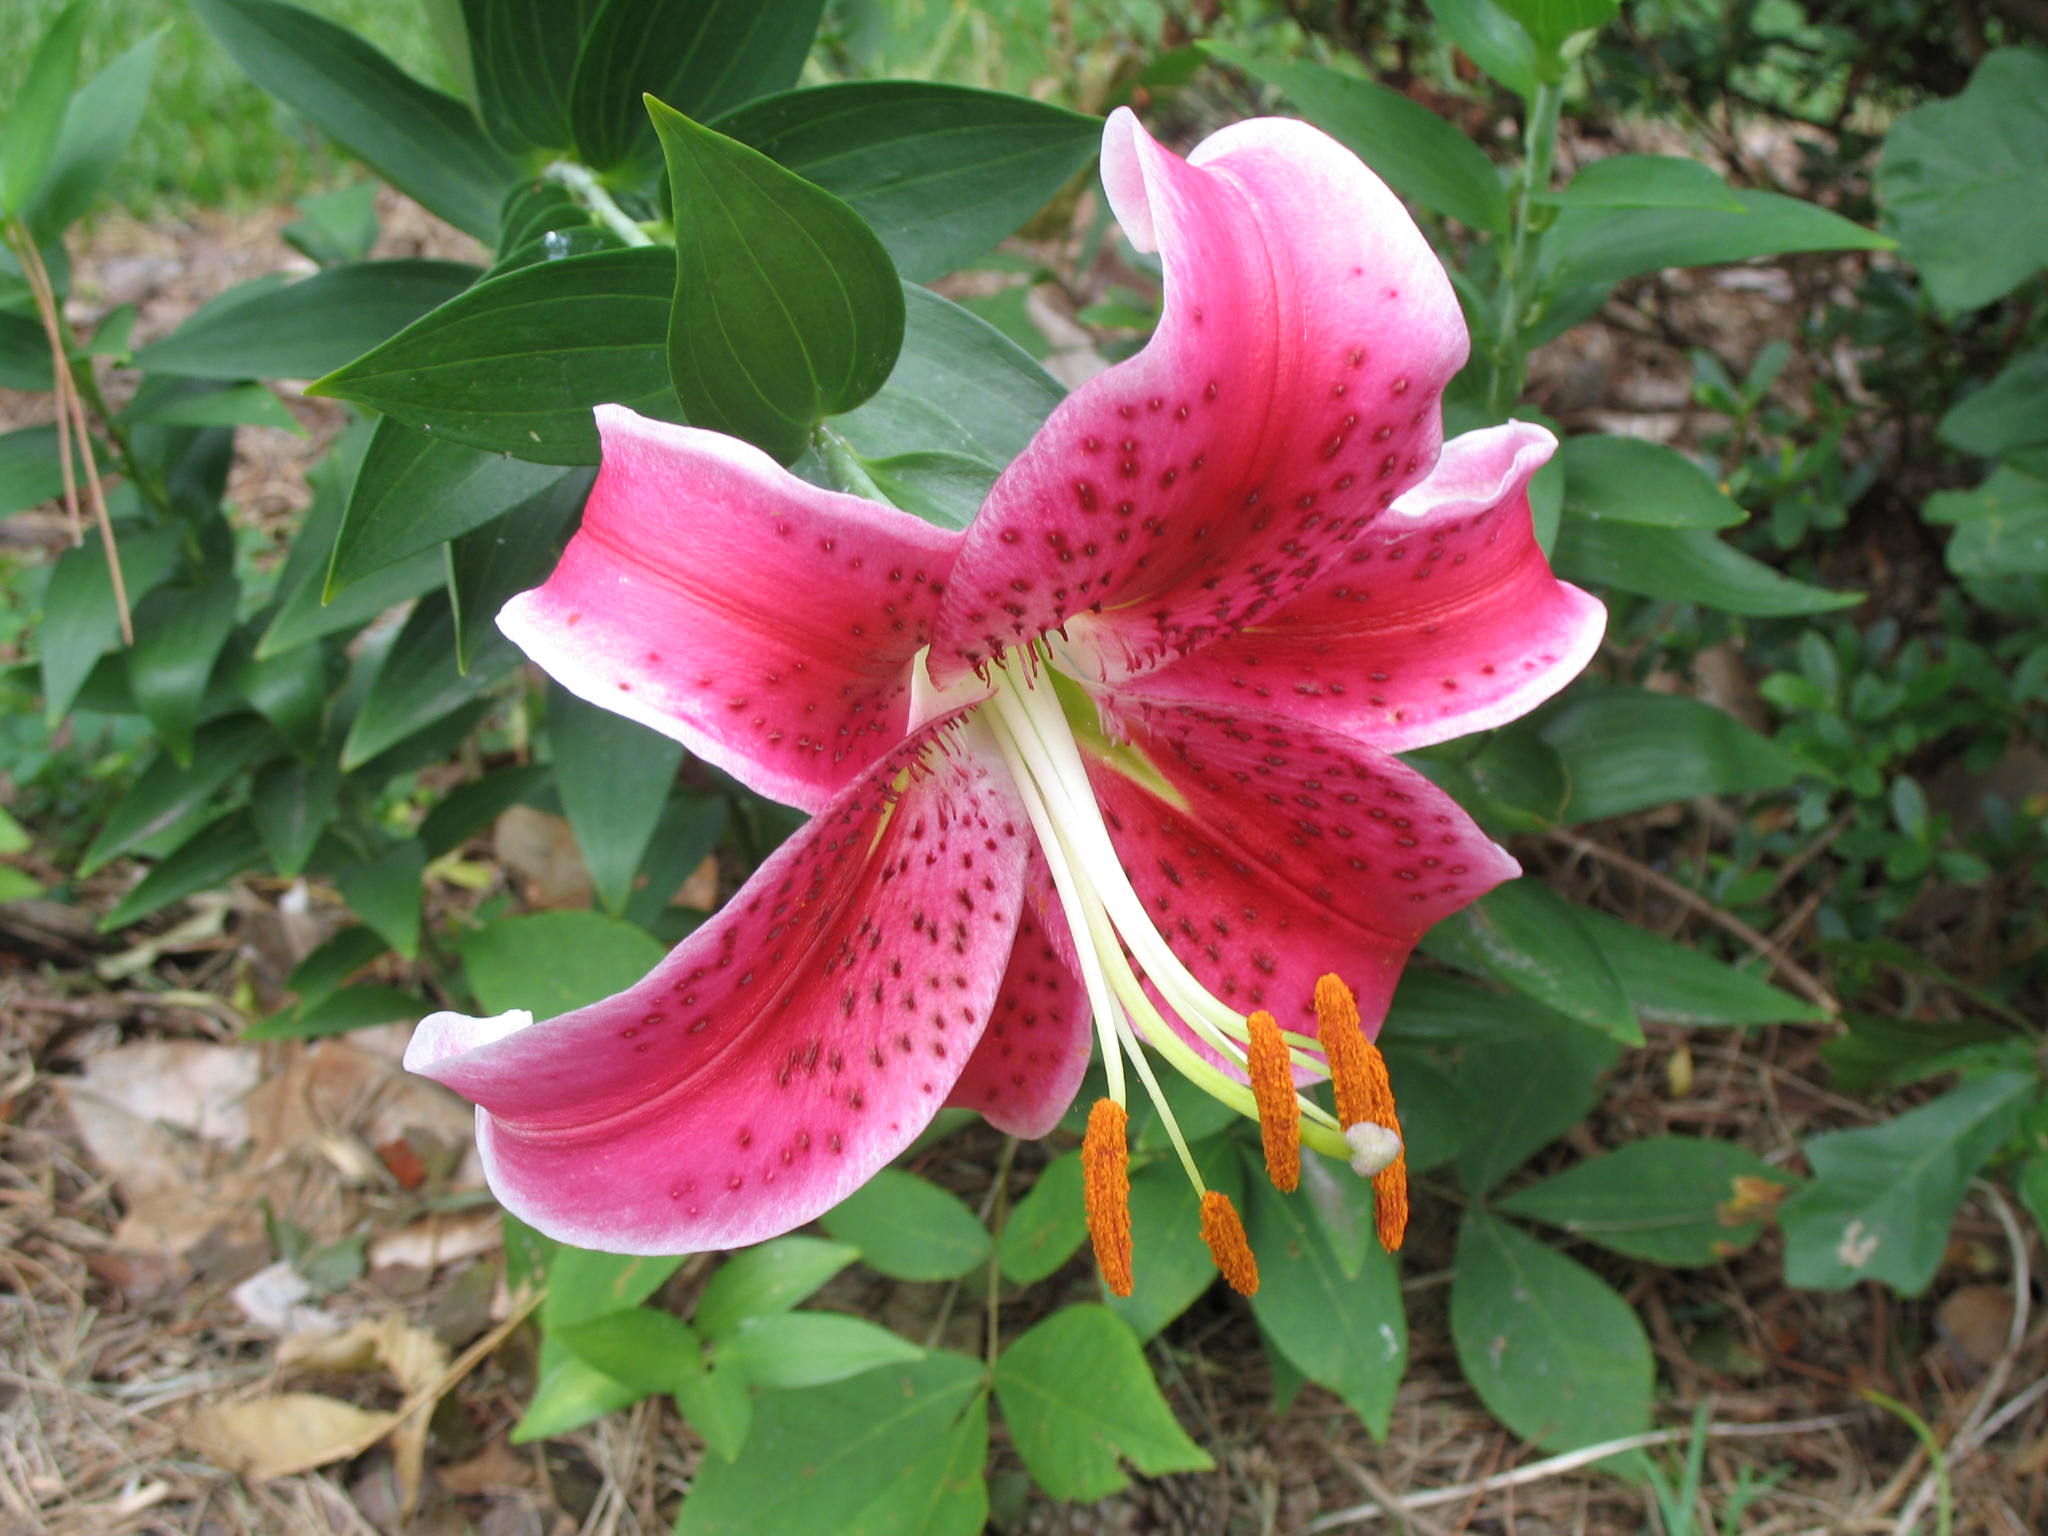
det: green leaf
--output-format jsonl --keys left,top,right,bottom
{"left": 1451, "top": 1211, "right": 1653, "bottom": 1453}
{"left": 193, "top": 0, "right": 515, "bottom": 241}
{"left": 19, "top": 33, "right": 159, "bottom": 240}
{"left": 861, "top": 449, "right": 997, "bottom": 530}
{"left": 39, "top": 521, "right": 182, "bottom": 724}
{"left": 712, "top": 82, "right": 1101, "bottom": 283}
{"left": 1107, "top": 1136, "right": 1244, "bottom": 1340}
{"left": 1561, "top": 434, "right": 1745, "bottom": 528}
{"left": 248, "top": 984, "right": 423, "bottom": 1040}
{"left": 1539, "top": 688, "right": 1802, "bottom": 822}
{"left": 995, "top": 1150, "right": 1088, "bottom": 1284}
{"left": 554, "top": 1306, "right": 703, "bottom": 1396}
{"left": 1202, "top": 46, "right": 1509, "bottom": 234}
{"left": 546, "top": 1244, "right": 686, "bottom": 1329}
{"left": 419, "top": 762, "right": 549, "bottom": 857}
{"left": 80, "top": 716, "right": 274, "bottom": 876}
{"left": 340, "top": 592, "right": 519, "bottom": 770}
{"left": 284, "top": 924, "right": 388, "bottom": 1004}
{"left": 820, "top": 1169, "right": 990, "bottom": 1281}
{"left": 1497, "top": 1137, "right": 1795, "bottom": 1266}
{"left": 1552, "top": 517, "right": 1861, "bottom": 616}
{"left": 100, "top": 810, "right": 267, "bottom": 930}
{"left": 673, "top": 1360, "right": 755, "bottom": 1461}
{"left": 1380, "top": 1047, "right": 1481, "bottom": 1173}
{"left": 694, "top": 1236, "right": 861, "bottom": 1338}
{"left": 329, "top": 419, "right": 571, "bottom": 594}
{"left": 1492, "top": 0, "right": 1619, "bottom": 52}
{"left": 250, "top": 755, "right": 340, "bottom": 877}
{"left": 312, "top": 247, "right": 679, "bottom": 466}
{"left": 1244, "top": 1169, "right": 1406, "bottom": 1439}
{"left": 834, "top": 285, "right": 1064, "bottom": 470}
{"left": 676, "top": 1353, "right": 986, "bottom": 1536}
{"left": 716, "top": 1312, "right": 923, "bottom": 1389}
{"left": 1450, "top": 1014, "right": 1620, "bottom": 1195}
{"left": 1940, "top": 349, "right": 2048, "bottom": 468}
{"left": 445, "top": 470, "right": 592, "bottom": 669}
{"left": 1925, "top": 468, "right": 2048, "bottom": 579}
{"left": 135, "top": 260, "right": 478, "bottom": 381}
{"left": 1420, "top": 0, "right": 1538, "bottom": 98}
{"left": 120, "top": 379, "right": 302, "bottom": 433}
{"left": 1547, "top": 187, "right": 1890, "bottom": 290}
{"left": 1572, "top": 906, "right": 1827, "bottom": 1026}
{"left": 652, "top": 100, "right": 905, "bottom": 464}
{"left": 230, "top": 638, "right": 330, "bottom": 758}
{"left": 1382, "top": 971, "right": 1569, "bottom": 1046}
{"left": 515, "top": 1335, "right": 648, "bottom": 1441}
{"left": 459, "top": 0, "right": 596, "bottom": 153}
{"left": 1537, "top": 154, "right": 1744, "bottom": 212}
{"left": 0, "top": 426, "right": 64, "bottom": 517}
{"left": 1875, "top": 49, "right": 2048, "bottom": 311}
{"left": 1422, "top": 878, "right": 1639, "bottom": 1044}
{"left": 569, "top": 0, "right": 826, "bottom": 172}
{"left": 995, "top": 1304, "right": 1211, "bottom": 1501}
{"left": 460, "top": 909, "right": 668, "bottom": 1021}
{"left": 283, "top": 180, "right": 381, "bottom": 266}
{"left": 1, "top": 0, "right": 88, "bottom": 218}
{"left": 335, "top": 840, "right": 425, "bottom": 959}
{"left": 1780, "top": 1070, "right": 2036, "bottom": 1295}
{"left": 126, "top": 577, "right": 241, "bottom": 765}
{"left": 0, "top": 312, "right": 53, "bottom": 391}
{"left": 549, "top": 688, "right": 685, "bottom": 914}
{"left": 622, "top": 790, "right": 729, "bottom": 927}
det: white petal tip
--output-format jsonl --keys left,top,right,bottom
{"left": 1345, "top": 1122, "right": 1403, "bottom": 1178}
{"left": 405, "top": 1009, "right": 535, "bottom": 1076}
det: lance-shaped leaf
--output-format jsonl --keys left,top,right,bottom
{"left": 251, "top": 754, "right": 342, "bottom": 877}
{"left": 135, "top": 260, "right": 478, "bottom": 381}
{"left": 569, "top": 0, "right": 825, "bottom": 173}
{"left": 310, "top": 247, "right": 678, "bottom": 465}
{"left": 1561, "top": 433, "right": 1746, "bottom": 528}
{"left": 126, "top": 577, "right": 242, "bottom": 766}
{"left": 1, "top": 0, "right": 87, "bottom": 218}
{"left": 40, "top": 521, "right": 182, "bottom": 724}
{"left": 1492, "top": 0, "right": 1619, "bottom": 53}
{"left": 548, "top": 687, "right": 685, "bottom": 914}
{"left": 711, "top": 82, "right": 1101, "bottom": 283}
{"left": 1540, "top": 687, "right": 1800, "bottom": 822}
{"left": 341, "top": 593, "right": 520, "bottom": 770}
{"left": 651, "top": 99, "right": 905, "bottom": 465}
{"left": 1553, "top": 517, "right": 1861, "bottom": 617}
{"left": 193, "top": 0, "right": 514, "bottom": 241}
{"left": 445, "top": 471, "right": 593, "bottom": 670}
{"left": 328, "top": 419, "right": 569, "bottom": 594}
{"left": 20, "top": 33, "right": 159, "bottom": 241}
{"left": 1546, "top": 188, "right": 1890, "bottom": 290}
{"left": 81, "top": 715, "right": 275, "bottom": 876}
{"left": 99, "top": 810, "right": 268, "bottom": 931}
{"left": 459, "top": 0, "right": 599, "bottom": 153}
{"left": 1202, "top": 46, "right": 1510, "bottom": 234}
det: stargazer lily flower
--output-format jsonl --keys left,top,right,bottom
{"left": 406, "top": 109, "right": 1604, "bottom": 1291}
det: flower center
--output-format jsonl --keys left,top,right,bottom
{"left": 966, "top": 646, "right": 1407, "bottom": 1295}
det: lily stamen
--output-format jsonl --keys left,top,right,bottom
{"left": 1247, "top": 1009, "right": 1301, "bottom": 1192}
{"left": 1199, "top": 1191, "right": 1259, "bottom": 1296}
{"left": 1081, "top": 1098, "right": 1134, "bottom": 1296}
{"left": 1314, "top": 974, "right": 1409, "bottom": 1251}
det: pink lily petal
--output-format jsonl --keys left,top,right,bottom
{"left": 944, "top": 878, "right": 1091, "bottom": 1137}
{"left": 1087, "top": 699, "right": 1519, "bottom": 1045}
{"left": 1124, "top": 422, "right": 1606, "bottom": 752}
{"left": 500, "top": 405, "right": 963, "bottom": 814}
{"left": 932, "top": 109, "right": 1466, "bottom": 686}
{"left": 405, "top": 719, "right": 1031, "bottom": 1253}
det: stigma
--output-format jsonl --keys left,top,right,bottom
{"left": 967, "top": 645, "right": 1408, "bottom": 1294}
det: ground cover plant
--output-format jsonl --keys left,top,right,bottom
{"left": 1, "top": 1, "right": 2045, "bottom": 1532}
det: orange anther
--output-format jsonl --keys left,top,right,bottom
{"left": 1373, "top": 1156, "right": 1409, "bottom": 1252}
{"left": 1316, "top": 974, "right": 1406, "bottom": 1252}
{"left": 1246, "top": 1008, "right": 1301, "bottom": 1192}
{"left": 1199, "top": 1190, "right": 1259, "bottom": 1296}
{"left": 1081, "top": 1098, "right": 1134, "bottom": 1296}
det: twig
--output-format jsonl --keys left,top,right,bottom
{"left": 1301, "top": 1414, "right": 1863, "bottom": 1532}
{"left": 1545, "top": 828, "right": 1840, "bottom": 1016}
{"left": 1891, "top": 1182, "right": 2034, "bottom": 1535}
{"left": 327, "top": 1285, "right": 546, "bottom": 1466}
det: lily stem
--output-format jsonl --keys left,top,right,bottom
{"left": 811, "top": 421, "right": 890, "bottom": 505}
{"left": 542, "top": 159, "right": 654, "bottom": 248}
{"left": 1488, "top": 77, "right": 1564, "bottom": 419}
